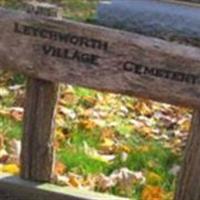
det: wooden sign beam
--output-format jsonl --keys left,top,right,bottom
{"left": 0, "top": 8, "right": 200, "bottom": 108}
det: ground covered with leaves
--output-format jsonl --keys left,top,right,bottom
{"left": 0, "top": 71, "right": 191, "bottom": 200}
{"left": 0, "top": 0, "right": 192, "bottom": 199}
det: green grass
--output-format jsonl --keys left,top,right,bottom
{"left": 58, "top": 148, "right": 108, "bottom": 175}
{"left": 57, "top": 128, "right": 107, "bottom": 174}
{"left": 74, "top": 87, "right": 97, "bottom": 98}
{"left": 56, "top": 128, "right": 179, "bottom": 198}
{"left": 0, "top": 116, "right": 22, "bottom": 139}
{"left": 0, "top": 0, "right": 99, "bottom": 21}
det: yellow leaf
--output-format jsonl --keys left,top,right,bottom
{"left": 101, "top": 138, "right": 114, "bottom": 147}
{"left": 82, "top": 96, "right": 97, "bottom": 108}
{"left": 0, "top": 87, "right": 9, "bottom": 97}
{"left": 79, "top": 119, "right": 97, "bottom": 130}
{"left": 68, "top": 174, "right": 83, "bottom": 188}
{"left": 56, "top": 115, "right": 66, "bottom": 128}
{"left": 99, "top": 138, "right": 115, "bottom": 154}
{"left": 116, "top": 144, "right": 132, "bottom": 153}
{"left": 142, "top": 185, "right": 165, "bottom": 200}
{"left": 179, "top": 118, "right": 190, "bottom": 132}
{"left": 2, "top": 164, "right": 20, "bottom": 175}
{"left": 134, "top": 101, "right": 153, "bottom": 116}
{"left": 55, "top": 129, "right": 69, "bottom": 142}
{"left": 100, "top": 128, "right": 116, "bottom": 141}
{"left": 138, "top": 145, "right": 151, "bottom": 153}
{"left": 146, "top": 172, "right": 162, "bottom": 185}
{"left": 136, "top": 126, "right": 153, "bottom": 138}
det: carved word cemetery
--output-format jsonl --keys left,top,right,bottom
{"left": 0, "top": 1, "right": 200, "bottom": 200}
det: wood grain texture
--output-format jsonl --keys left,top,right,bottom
{"left": 0, "top": 174, "right": 128, "bottom": 200}
{"left": 175, "top": 111, "right": 200, "bottom": 200}
{"left": 20, "top": 3, "right": 61, "bottom": 182}
{"left": 21, "top": 79, "right": 58, "bottom": 182}
{"left": 0, "top": 8, "right": 200, "bottom": 108}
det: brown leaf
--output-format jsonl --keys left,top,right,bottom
{"left": 54, "top": 161, "right": 67, "bottom": 176}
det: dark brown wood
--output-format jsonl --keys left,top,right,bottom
{"left": 21, "top": 79, "right": 58, "bottom": 181}
{"left": 0, "top": 7, "right": 200, "bottom": 108}
{"left": 0, "top": 174, "right": 127, "bottom": 200}
{"left": 169, "top": 0, "right": 200, "bottom": 199}
{"left": 175, "top": 110, "right": 200, "bottom": 200}
{"left": 21, "top": 3, "right": 61, "bottom": 182}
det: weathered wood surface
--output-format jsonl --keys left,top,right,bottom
{"left": 0, "top": 174, "right": 128, "bottom": 200}
{"left": 25, "top": 1, "right": 63, "bottom": 19}
{"left": 175, "top": 110, "right": 200, "bottom": 200}
{"left": 0, "top": 8, "right": 200, "bottom": 108}
{"left": 21, "top": 3, "right": 61, "bottom": 182}
{"left": 21, "top": 79, "right": 58, "bottom": 181}
{"left": 97, "top": 0, "right": 200, "bottom": 47}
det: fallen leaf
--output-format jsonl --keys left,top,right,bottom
{"left": 55, "top": 175, "right": 69, "bottom": 186}
{"left": 169, "top": 165, "right": 181, "bottom": 176}
{"left": 9, "top": 139, "right": 21, "bottom": 158}
{"left": 146, "top": 172, "right": 162, "bottom": 185}
{"left": 0, "top": 134, "right": 5, "bottom": 149}
{"left": 10, "top": 107, "right": 24, "bottom": 121}
{"left": 99, "top": 138, "right": 115, "bottom": 153}
{"left": 54, "top": 161, "right": 67, "bottom": 176}
{"left": 84, "top": 142, "right": 115, "bottom": 163}
{"left": 0, "top": 87, "right": 9, "bottom": 97}
{"left": 134, "top": 101, "right": 153, "bottom": 116}
{"left": 2, "top": 164, "right": 20, "bottom": 175}
{"left": 95, "top": 173, "right": 117, "bottom": 191}
{"left": 68, "top": 173, "right": 83, "bottom": 188}
{"left": 142, "top": 185, "right": 165, "bottom": 200}
{"left": 79, "top": 119, "right": 97, "bottom": 130}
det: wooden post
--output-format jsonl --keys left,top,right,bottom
{"left": 173, "top": 1, "right": 200, "bottom": 199}
{"left": 175, "top": 110, "right": 200, "bottom": 200}
{"left": 21, "top": 2, "right": 62, "bottom": 182}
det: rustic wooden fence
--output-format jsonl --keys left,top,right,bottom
{"left": 0, "top": 1, "right": 200, "bottom": 199}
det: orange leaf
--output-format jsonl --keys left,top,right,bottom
{"left": 54, "top": 161, "right": 66, "bottom": 175}
{"left": 142, "top": 185, "right": 165, "bottom": 200}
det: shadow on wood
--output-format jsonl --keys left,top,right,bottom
{"left": 0, "top": 174, "right": 128, "bottom": 200}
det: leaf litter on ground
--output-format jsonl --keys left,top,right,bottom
{"left": 0, "top": 77, "right": 190, "bottom": 199}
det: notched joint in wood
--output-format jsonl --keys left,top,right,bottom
{"left": 24, "top": 1, "right": 63, "bottom": 19}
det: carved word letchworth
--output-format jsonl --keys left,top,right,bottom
{"left": 123, "top": 61, "right": 198, "bottom": 85}
{"left": 14, "top": 22, "right": 108, "bottom": 65}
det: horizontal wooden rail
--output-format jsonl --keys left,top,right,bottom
{"left": 0, "top": 174, "right": 127, "bottom": 200}
{"left": 0, "top": 7, "right": 200, "bottom": 108}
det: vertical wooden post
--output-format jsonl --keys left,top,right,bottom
{"left": 175, "top": 110, "right": 200, "bottom": 200}
{"left": 174, "top": 0, "right": 200, "bottom": 199}
{"left": 21, "top": 2, "right": 62, "bottom": 182}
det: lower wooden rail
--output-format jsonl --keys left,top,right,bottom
{"left": 0, "top": 174, "right": 128, "bottom": 200}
